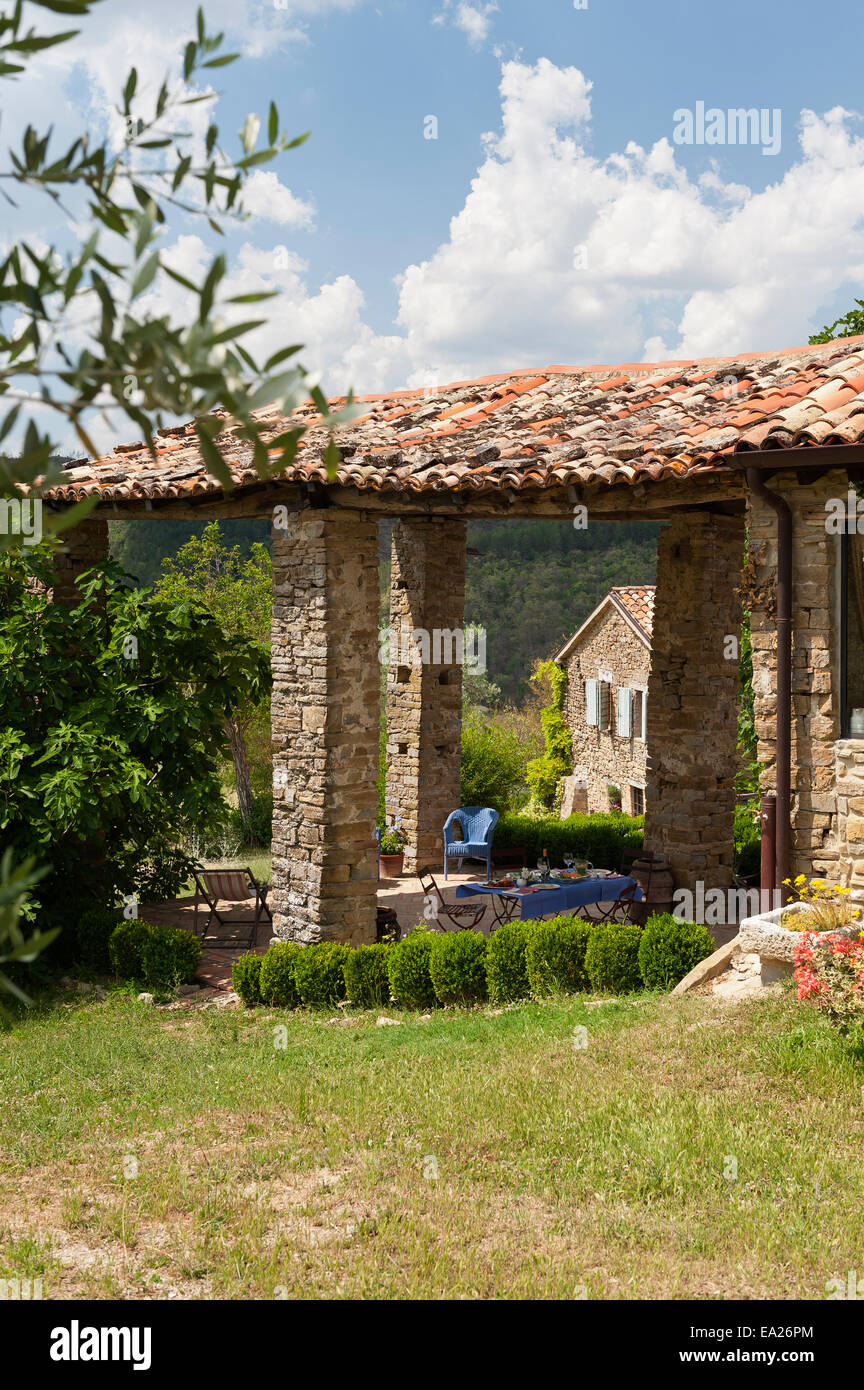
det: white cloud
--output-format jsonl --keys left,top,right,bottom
{"left": 434, "top": 2, "right": 499, "bottom": 48}
{"left": 241, "top": 171, "right": 315, "bottom": 227}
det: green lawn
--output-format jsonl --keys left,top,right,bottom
{"left": 1, "top": 983, "right": 860, "bottom": 1299}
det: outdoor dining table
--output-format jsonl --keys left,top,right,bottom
{"left": 454, "top": 874, "right": 642, "bottom": 928}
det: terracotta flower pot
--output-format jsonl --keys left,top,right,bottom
{"left": 379, "top": 853, "right": 405, "bottom": 880}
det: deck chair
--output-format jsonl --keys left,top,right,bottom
{"left": 417, "top": 867, "right": 487, "bottom": 932}
{"left": 192, "top": 866, "right": 271, "bottom": 946}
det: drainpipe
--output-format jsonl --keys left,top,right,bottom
{"left": 745, "top": 468, "right": 792, "bottom": 900}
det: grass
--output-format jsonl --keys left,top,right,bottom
{"left": 214, "top": 850, "right": 271, "bottom": 885}
{"left": 1, "top": 981, "right": 861, "bottom": 1299}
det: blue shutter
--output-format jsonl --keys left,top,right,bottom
{"left": 617, "top": 687, "right": 632, "bottom": 737}
{"left": 585, "top": 678, "right": 598, "bottom": 726}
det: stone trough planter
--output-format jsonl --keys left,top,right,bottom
{"left": 738, "top": 902, "right": 860, "bottom": 985}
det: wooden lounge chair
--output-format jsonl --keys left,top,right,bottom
{"left": 192, "top": 866, "right": 271, "bottom": 946}
{"left": 417, "top": 866, "right": 487, "bottom": 932}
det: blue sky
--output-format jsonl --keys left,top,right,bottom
{"left": 13, "top": 0, "right": 864, "bottom": 436}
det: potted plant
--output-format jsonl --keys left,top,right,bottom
{"left": 739, "top": 875, "right": 862, "bottom": 984}
{"left": 379, "top": 822, "right": 407, "bottom": 879}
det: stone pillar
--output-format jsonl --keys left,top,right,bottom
{"left": 51, "top": 517, "right": 109, "bottom": 603}
{"left": 644, "top": 512, "right": 745, "bottom": 893}
{"left": 270, "top": 508, "right": 380, "bottom": 944}
{"left": 748, "top": 471, "right": 842, "bottom": 885}
{"left": 385, "top": 518, "right": 467, "bottom": 873}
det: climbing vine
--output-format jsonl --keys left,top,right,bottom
{"left": 525, "top": 660, "right": 572, "bottom": 808}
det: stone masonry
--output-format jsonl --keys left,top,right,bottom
{"left": 644, "top": 513, "right": 745, "bottom": 892}
{"left": 270, "top": 508, "right": 380, "bottom": 943}
{"left": 747, "top": 469, "right": 847, "bottom": 892}
{"left": 385, "top": 518, "right": 466, "bottom": 872}
{"left": 50, "top": 517, "right": 109, "bottom": 603}
{"left": 561, "top": 601, "right": 650, "bottom": 815}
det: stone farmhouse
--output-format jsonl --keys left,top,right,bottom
{"left": 556, "top": 586, "right": 655, "bottom": 818}
{"left": 39, "top": 333, "right": 864, "bottom": 941}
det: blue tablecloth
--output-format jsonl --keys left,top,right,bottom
{"left": 455, "top": 874, "right": 640, "bottom": 922}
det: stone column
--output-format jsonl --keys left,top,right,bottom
{"left": 748, "top": 470, "right": 842, "bottom": 884}
{"left": 51, "top": 517, "right": 109, "bottom": 603}
{"left": 271, "top": 508, "right": 380, "bottom": 944}
{"left": 644, "top": 512, "right": 745, "bottom": 893}
{"left": 385, "top": 518, "right": 467, "bottom": 873}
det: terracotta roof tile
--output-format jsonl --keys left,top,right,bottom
{"left": 612, "top": 585, "right": 655, "bottom": 638}
{"left": 41, "top": 335, "right": 864, "bottom": 504}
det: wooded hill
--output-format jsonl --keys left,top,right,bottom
{"left": 109, "top": 517, "right": 658, "bottom": 705}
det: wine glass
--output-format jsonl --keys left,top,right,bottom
{"left": 563, "top": 853, "right": 574, "bottom": 873}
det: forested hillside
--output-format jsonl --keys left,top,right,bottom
{"left": 108, "top": 517, "right": 658, "bottom": 705}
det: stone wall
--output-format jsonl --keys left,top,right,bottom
{"left": 748, "top": 469, "right": 844, "bottom": 889}
{"left": 270, "top": 508, "right": 380, "bottom": 944}
{"left": 644, "top": 513, "right": 745, "bottom": 892}
{"left": 561, "top": 603, "right": 649, "bottom": 814}
{"left": 50, "top": 518, "right": 109, "bottom": 603}
{"left": 385, "top": 518, "right": 466, "bottom": 872}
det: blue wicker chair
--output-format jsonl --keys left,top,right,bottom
{"left": 442, "top": 806, "right": 499, "bottom": 880}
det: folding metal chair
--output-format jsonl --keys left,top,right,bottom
{"left": 417, "top": 866, "right": 487, "bottom": 932}
{"left": 592, "top": 860, "right": 653, "bottom": 926}
{"left": 192, "top": 866, "right": 271, "bottom": 947}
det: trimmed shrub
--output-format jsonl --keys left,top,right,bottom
{"left": 429, "top": 931, "right": 488, "bottom": 1006}
{"left": 259, "top": 942, "right": 302, "bottom": 1008}
{"left": 638, "top": 914, "right": 716, "bottom": 991}
{"left": 585, "top": 923, "right": 643, "bottom": 994}
{"left": 493, "top": 812, "right": 642, "bottom": 871}
{"left": 293, "top": 942, "right": 350, "bottom": 1008}
{"left": 387, "top": 929, "right": 437, "bottom": 1009}
{"left": 525, "top": 915, "right": 592, "bottom": 996}
{"left": 109, "top": 921, "right": 151, "bottom": 980}
{"left": 232, "top": 952, "right": 263, "bottom": 1006}
{"left": 343, "top": 943, "right": 391, "bottom": 1008}
{"left": 75, "top": 905, "right": 123, "bottom": 972}
{"left": 141, "top": 923, "right": 201, "bottom": 988}
{"left": 485, "top": 920, "right": 533, "bottom": 1003}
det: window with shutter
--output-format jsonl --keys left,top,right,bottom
{"left": 632, "top": 689, "right": 647, "bottom": 741}
{"left": 617, "top": 687, "right": 632, "bottom": 737}
{"left": 585, "top": 678, "right": 599, "bottom": 726}
{"left": 599, "top": 681, "right": 611, "bottom": 730}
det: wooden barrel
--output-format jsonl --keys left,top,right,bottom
{"left": 630, "top": 857, "right": 675, "bottom": 916}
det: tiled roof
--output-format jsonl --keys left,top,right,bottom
{"left": 611, "top": 586, "right": 655, "bottom": 640}
{"left": 45, "top": 336, "right": 864, "bottom": 504}
{"left": 555, "top": 585, "right": 655, "bottom": 662}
